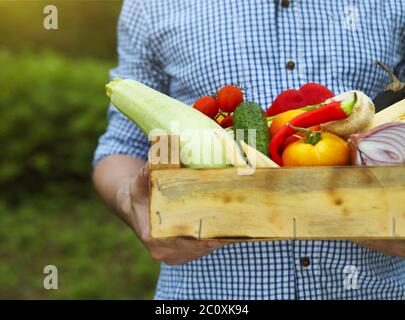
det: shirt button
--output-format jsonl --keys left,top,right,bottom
{"left": 282, "top": 0, "right": 290, "bottom": 8}
{"left": 300, "top": 257, "right": 311, "bottom": 267}
{"left": 286, "top": 60, "right": 295, "bottom": 70}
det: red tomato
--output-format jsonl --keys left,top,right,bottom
{"left": 216, "top": 85, "right": 244, "bottom": 112}
{"left": 193, "top": 96, "right": 219, "bottom": 119}
{"left": 220, "top": 115, "right": 233, "bottom": 128}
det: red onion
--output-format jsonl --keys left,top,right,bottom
{"left": 348, "top": 122, "right": 405, "bottom": 166}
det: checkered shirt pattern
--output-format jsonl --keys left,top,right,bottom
{"left": 94, "top": 0, "right": 405, "bottom": 299}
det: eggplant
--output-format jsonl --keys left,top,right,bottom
{"left": 373, "top": 61, "right": 405, "bottom": 112}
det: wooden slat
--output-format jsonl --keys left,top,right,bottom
{"left": 150, "top": 166, "right": 405, "bottom": 240}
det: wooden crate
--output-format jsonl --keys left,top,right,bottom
{"left": 149, "top": 135, "right": 405, "bottom": 240}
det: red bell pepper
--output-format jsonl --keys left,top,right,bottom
{"left": 266, "top": 83, "right": 334, "bottom": 116}
{"left": 269, "top": 95, "right": 357, "bottom": 165}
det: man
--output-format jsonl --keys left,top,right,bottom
{"left": 93, "top": 0, "right": 405, "bottom": 299}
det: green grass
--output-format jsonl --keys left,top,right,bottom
{"left": 0, "top": 194, "right": 160, "bottom": 299}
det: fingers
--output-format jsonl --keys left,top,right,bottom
{"left": 127, "top": 164, "right": 150, "bottom": 237}
{"left": 164, "top": 251, "right": 215, "bottom": 265}
{"left": 154, "top": 238, "right": 226, "bottom": 250}
{"left": 356, "top": 240, "right": 405, "bottom": 256}
{"left": 129, "top": 162, "right": 149, "bottom": 201}
{"left": 146, "top": 238, "right": 228, "bottom": 265}
{"left": 138, "top": 162, "right": 149, "bottom": 183}
{"left": 134, "top": 161, "right": 229, "bottom": 264}
{"left": 149, "top": 245, "right": 217, "bottom": 265}
{"left": 171, "top": 239, "right": 222, "bottom": 250}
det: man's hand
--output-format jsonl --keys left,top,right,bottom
{"left": 125, "top": 163, "right": 226, "bottom": 265}
{"left": 93, "top": 155, "right": 226, "bottom": 266}
{"left": 357, "top": 240, "right": 405, "bottom": 257}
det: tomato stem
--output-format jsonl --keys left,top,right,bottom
{"left": 287, "top": 123, "right": 321, "bottom": 145}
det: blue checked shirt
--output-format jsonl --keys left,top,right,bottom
{"left": 94, "top": 0, "right": 405, "bottom": 299}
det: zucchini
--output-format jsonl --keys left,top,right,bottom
{"left": 106, "top": 78, "right": 237, "bottom": 168}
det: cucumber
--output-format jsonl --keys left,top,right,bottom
{"left": 233, "top": 102, "right": 270, "bottom": 156}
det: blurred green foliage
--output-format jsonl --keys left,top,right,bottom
{"left": 0, "top": 1, "right": 160, "bottom": 300}
{"left": 0, "top": 197, "right": 159, "bottom": 299}
{"left": 0, "top": 50, "right": 109, "bottom": 200}
{"left": 0, "top": 50, "right": 160, "bottom": 299}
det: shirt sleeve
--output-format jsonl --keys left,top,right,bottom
{"left": 93, "top": 0, "right": 170, "bottom": 166}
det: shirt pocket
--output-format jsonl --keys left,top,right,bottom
{"left": 328, "top": 3, "right": 400, "bottom": 99}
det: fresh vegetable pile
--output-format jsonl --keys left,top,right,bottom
{"left": 106, "top": 62, "right": 405, "bottom": 169}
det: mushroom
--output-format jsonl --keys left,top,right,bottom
{"left": 321, "top": 91, "right": 375, "bottom": 139}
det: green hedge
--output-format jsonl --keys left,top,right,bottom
{"left": 0, "top": 50, "right": 160, "bottom": 299}
{"left": 0, "top": 50, "right": 111, "bottom": 200}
